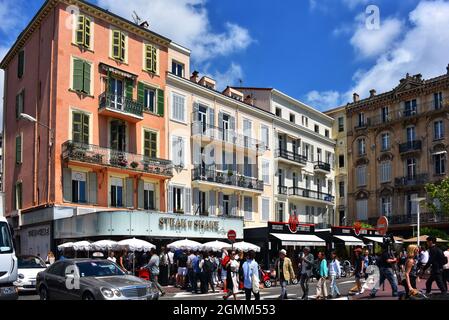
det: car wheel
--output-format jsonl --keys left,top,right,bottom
{"left": 39, "top": 286, "right": 49, "bottom": 301}
{"left": 83, "top": 292, "right": 95, "bottom": 300}
{"left": 264, "top": 280, "right": 272, "bottom": 288}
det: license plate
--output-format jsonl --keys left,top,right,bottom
{"left": 30, "top": 281, "right": 36, "bottom": 286}
{"left": 1, "top": 287, "right": 15, "bottom": 295}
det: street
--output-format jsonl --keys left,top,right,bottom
{"left": 18, "top": 276, "right": 448, "bottom": 301}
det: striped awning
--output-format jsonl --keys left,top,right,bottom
{"left": 100, "top": 63, "right": 137, "bottom": 80}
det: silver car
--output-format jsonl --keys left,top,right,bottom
{"left": 36, "top": 259, "right": 159, "bottom": 300}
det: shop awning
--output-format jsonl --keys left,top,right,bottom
{"left": 270, "top": 233, "right": 326, "bottom": 246}
{"left": 364, "top": 236, "right": 384, "bottom": 243}
{"left": 333, "top": 235, "right": 365, "bottom": 246}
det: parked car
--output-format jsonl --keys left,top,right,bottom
{"left": 36, "top": 259, "right": 159, "bottom": 300}
{"left": 14, "top": 255, "right": 47, "bottom": 292}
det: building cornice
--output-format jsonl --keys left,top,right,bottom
{"left": 273, "top": 118, "right": 336, "bottom": 146}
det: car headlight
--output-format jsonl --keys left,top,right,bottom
{"left": 18, "top": 274, "right": 25, "bottom": 279}
{"left": 113, "top": 289, "right": 121, "bottom": 297}
{"left": 101, "top": 288, "right": 114, "bottom": 299}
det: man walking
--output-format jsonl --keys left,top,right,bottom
{"left": 443, "top": 247, "right": 449, "bottom": 291}
{"left": 146, "top": 248, "right": 166, "bottom": 296}
{"left": 242, "top": 250, "right": 260, "bottom": 300}
{"left": 329, "top": 251, "right": 341, "bottom": 298}
{"left": 299, "top": 247, "right": 314, "bottom": 300}
{"left": 370, "top": 244, "right": 398, "bottom": 298}
{"left": 422, "top": 236, "right": 447, "bottom": 295}
{"left": 275, "top": 249, "right": 295, "bottom": 299}
{"left": 315, "top": 251, "right": 328, "bottom": 300}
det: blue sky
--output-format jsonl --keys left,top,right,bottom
{"left": 2, "top": 0, "right": 449, "bottom": 112}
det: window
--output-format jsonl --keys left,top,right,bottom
{"left": 171, "top": 93, "right": 186, "bottom": 122}
{"left": 328, "top": 180, "right": 333, "bottom": 195}
{"left": 434, "top": 120, "right": 444, "bottom": 140}
{"left": 144, "top": 130, "right": 157, "bottom": 158}
{"left": 317, "top": 148, "right": 322, "bottom": 161}
{"left": 356, "top": 166, "right": 366, "bottom": 187}
{"left": 358, "top": 112, "right": 365, "bottom": 127}
{"left": 72, "top": 171, "right": 87, "bottom": 203}
{"left": 338, "top": 117, "right": 344, "bottom": 132}
{"left": 358, "top": 138, "right": 366, "bottom": 156}
{"left": 111, "top": 30, "right": 126, "bottom": 61}
{"left": 72, "top": 111, "right": 89, "bottom": 144}
{"left": 110, "top": 177, "right": 123, "bottom": 207}
{"left": 381, "top": 133, "right": 390, "bottom": 151}
{"left": 15, "top": 134, "right": 22, "bottom": 164}
{"left": 289, "top": 113, "right": 295, "bottom": 123}
{"left": 404, "top": 99, "right": 417, "bottom": 116}
{"left": 276, "top": 202, "right": 284, "bottom": 222}
{"left": 381, "top": 197, "right": 392, "bottom": 217}
{"left": 434, "top": 92, "right": 443, "bottom": 110}
{"left": 339, "top": 181, "right": 345, "bottom": 198}
{"left": 261, "top": 125, "right": 269, "bottom": 148}
{"left": 72, "top": 58, "right": 91, "bottom": 95}
{"left": 434, "top": 153, "right": 446, "bottom": 175}
{"left": 144, "top": 44, "right": 157, "bottom": 73}
{"left": 406, "top": 126, "right": 416, "bottom": 143}
{"left": 138, "top": 83, "right": 156, "bottom": 113}
{"left": 16, "top": 90, "right": 25, "bottom": 119}
{"left": 15, "top": 182, "right": 23, "bottom": 210}
{"left": 325, "top": 129, "right": 329, "bottom": 138}
{"left": 18, "top": 50, "right": 25, "bottom": 78}
{"left": 171, "top": 136, "right": 185, "bottom": 167}
{"left": 379, "top": 161, "right": 391, "bottom": 183}
{"left": 244, "top": 196, "right": 253, "bottom": 221}
{"left": 173, "top": 187, "right": 183, "bottom": 212}
{"left": 381, "top": 106, "right": 389, "bottom": 123}
{"left": 302, "top": 116, "right": 309, "bottom": 127}
{"left": 261, "top": 198, "right": 270, "bottom": 222}
{"left": 275, "top": 107, "right": 282, "bottom": 117}
{"left": 406, "top": 158, "right": 417, "bottom": 179}
{"left": 339, "top": 155, "right": 345, "bottom": 168}
{"left": 144, "top": 183, "right": 155, "bottom": 210}
{"left": 262, "top": 160, "right": 270, "bottom": 184}
{"left": 356, "top": 199, "right": 368, "bottom": 221}
{"left": 172, "top": 61, "right": 184, "bottom": 77}
{"left": 243, "top": 119, "right": 252, "bottom": 148}
{"left": 75, "top": 15, "right": 91, "bottom": 48}
{"left": 198, "top": 191, "right": 207, "bottom": 216}
{"left": 314, "top": 125, "right": 319, "bottom": 133}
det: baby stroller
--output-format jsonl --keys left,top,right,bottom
{"left": 259, "top": 266, "right": 272, "bottom": 288}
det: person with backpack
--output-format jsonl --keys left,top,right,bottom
{"left": 176, "top": 250, "right": 188, "bottom": 289}
{"left": 299, "top": 247, "right": 314, "bottom": 300}
{"left": 315, "top": 251, "right": 329, "bottom": 300}
{"left": 422, "top": 236, "right": 447, "bottom": 295}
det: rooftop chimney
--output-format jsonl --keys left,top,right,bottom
{"left": 369, "top": 89, "right": 376, "bottom": 98}
{"left": 190, "top": 71, "right": 199, "bottom": 83}
{"left": 139, "top": 21, "right": 149, "bottom": 29}
{"left": 353, "top": 93, "right": 360, "bottom": 103}
{"left": 244, "top": 95, "right": 254, "bottom": 106}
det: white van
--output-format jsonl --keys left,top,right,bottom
{"left": 0, "top": 217, "right": 18, "bottom": 300}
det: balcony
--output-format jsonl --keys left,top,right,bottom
{"left": 289, "top": 187, "right": 335, "bottom": 204}
{"left": 99, "top": 92, "right": 144, "bottom": 122}
{"left": 191, "top": 121, "right": 267, "bottom": 155}
{"left": 363, "top": 212, "right": 449, "bottom": 227}
{"left": 399, "top": 140, "right": 422, "bottom": 154}
{"left": 277, "top": 186, "right": 288, "bottom": 195}
{"left": 314, "top": 161, "right": 331, "bottom": 174}
{"left": 62, "top": 141, "right": 173, "bottom": 177}
{"left": 394, "top": 173, "right": 428, "bottom": 188}
{"left": 192, "top": 166, "right": 264, "bottom": 192}
{"left": 275, "top": 149, "right": 307, "bottom": 166}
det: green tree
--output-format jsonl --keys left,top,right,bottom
{"left": 425, "top": 178, "right": 449, "bottom": 215}
{"left": 420, "top": 227, "right": 449, "bottom": 240}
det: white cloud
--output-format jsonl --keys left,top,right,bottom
{"left": 342, "top": 0, "right": 370, "bottom": 9}
{"left": 0, "top": 0, "right": 21, "bottom": 33}
{"left": 0, "top": 46, "right": 9, "bottom": 129}
{"left": 350, "top": 18, "right": 403, "bottom": 58}
{"left": 204, "top": 63, "right": 243, "bottom": 91}
{"left": 97, "top": 0, "right": 253, "bottom": 63}
{"left": 306, "top": 90, "right": 343, "bottom": 111}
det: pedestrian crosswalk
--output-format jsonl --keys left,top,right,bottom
{"left": 171, "top": 290, "right": 350, "bottom": 300}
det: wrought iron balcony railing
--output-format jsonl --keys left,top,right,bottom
{"left": 399, "top": 140, "right": 422, "bottom": 154}
{"left": 289, "top": 187, "right": 335, "bottom": 203}
{"left": 275, "top": 149, "right": 307, "bottom": 165}
{"left": 394, "top": 173, "right": 428, "bottom": 187}
{"left": 277, "top": 186, "right": 288, "bottom": 195}
{"left": 349, "top": 212, "right": 449, "bottom": 227}
{"left": 62, "top": 141, "right": 173, "bottom": 177}
{"left": 99, "top": 92, "right": 144, "bottom": 117}
{"left": 314, "top": 161, "right": 331, "bottom": 173}
{"left": 192, "top": 166, "right": 264, "bottom": 191}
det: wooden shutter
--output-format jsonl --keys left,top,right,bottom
{"left": 137, "top": 82, "right": 145, "bottom": 105}
{"left": 157, "top": 89, "right": 164, "bottom": 116}
{"left": 218, "top": 112, "right": 223, "bottom": 130}
{"left": 184, "top": 188, "right": 191, "bottom": 214}
{"left": 125, "top": 178, "right": 134, "bottom": 208}
{"left": 84, "top": 17, "right": 91, "bottom": 48}
{"left": 152, "top": 46, "right": 157, "bottom": 73}
{"left": 63, "top": 168, "right": 72, "bottom": 202}
{"left": 231, "top": 195, "right": 238, "bottom": 217}
{"left": 145, "top": 45, "right": 152, "bottom": 72}
{"left": 76, "top": 15, "right": 85, "bottom": 45}
{"left": 137, "top": 179, "right": 144, "bottom": 209}
{"left": 208, "top": 107, "right": 215, "bottom": 128}
{"left": 209, "top": 190, "right": 216, "bottom": 216}
{"left": 82, "top": 113, "right": 89, "bottom": 145}
{"left": 16, "top": 92, "right": 24, "bottom": 119}
{"left": 83, "top": 61, "right": 91, "bottom": 95}
{"left": 73, "top": 59, "right": 84, "bottom": 92}
{"left": 112, "top": 30, "right": 121, "bottom": 59}
{"left": 192, "top": 188, "right": 199, "bottom": 215}
{"left": 18, "top": 50, "right": 24, "bottom": 78}
{"left": 168, "top": 185, "right": 173, "bottom": 213}
{"left": 15, "top": 135, "right": 22, "bottom": 164}
{"left": 88, "top": 172, "right": 97, "bottom": 204}
{"left": 125, "top": 79, "right": 133, "bottom": 99}
{"left": 120, "top": 32, "right": 126, "bottom": 61}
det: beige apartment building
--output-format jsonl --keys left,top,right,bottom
{"left": 344, "top": 68, "right": 449, "bottom": 234}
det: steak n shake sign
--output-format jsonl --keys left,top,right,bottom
{"left": 158, "top": 217, "right": 219, "bottom": 232}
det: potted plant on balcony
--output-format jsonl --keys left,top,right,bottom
{"left": 238, "top": 175, "right": 246, "bottom": 187}
{"left": 227, "top": 170, "right": 234, "bottom": 185}
{"left": 110, "top": 153, "right": 127, "bottom": 167}
{"left": 130, "top": 161, "right": 139, "bottom": 169}
{"left": 216, "top": 172, "right": 224, "bottom": 184}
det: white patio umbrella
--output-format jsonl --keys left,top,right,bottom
{"left": 72, "top": 241, "right": 92, "bottom": 251}
{"left": 117, "top": 238, "right": 156, "bottom": 274}
{"left": 201, "top": 240, "right": 231, "bottom": 252}
{"left": 92, "top": 240, "right": 120, "bottom": 251}
{"left": 167, "top": 239, "right": 202, "bottom": 251}
{"left": 232, "top": 241, "right": 261, "bottom": 253}
{"left": 57, "top": 242, "right": 74, "bottom": 251}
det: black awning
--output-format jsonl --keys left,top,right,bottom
{"left": 99, "top": 63, "right": 137, "bottom": 80}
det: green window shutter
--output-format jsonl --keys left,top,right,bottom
{"left": 145, "top": 45, "right": 152, "bottom": 72}
{"left": 144, "top": 131, "right": 150, "bottom": 157}
{"left": 157, "top": 89, "right": 164, "bottom": 116}
{"left": 137, "top": 82, "right": 145, "bottom": 104}
{"left": 150, "top": 132, "right": 157, "bottom": 158}
{"left": 84, "top": 17, "right": 91, "bottom": 48}
{"left": 72, "top": 112, "right": 81, "bottom": 143}
{"left": 16, "top": 135, "right": 22, "bottom": 164}
{"left": 83, "top": 61, "right": 91, "bottom": 95}
{"left": 125, "top": 79, "right": 133, "bottom": 99}
{"left": 76, "top": 15, "right": 85, "bottom": 45}
{"left": 112, "top": 30, "right": 121, "bottom": 59}
{"left": 120, "top": 32, "right": 126, "bottom": 61}
{"left": 107, "top": 71, "right": 113, "bottom": 93}
{"left": 152, "top": 46, "right": 157, "bottom": 73}
{"left": 18, "top": 50, "right": 24, "bottom": 78}
{"left": 73, "top": 59, "right": 84, "bottom": 92}
{"left": 82, "top": 113, "right": 89, "bottom": 144}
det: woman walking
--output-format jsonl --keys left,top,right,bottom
{"left": 223, "top": 251, "right": 240, "bottom": 300}
{"left": 329, "top": 251, "right": 341, "bottom": 298}
{"left": 315, "top": 251, "right": 329, "bottom": 300}
{"left": 403, "top": 244, "right": 419, "bottom": 299}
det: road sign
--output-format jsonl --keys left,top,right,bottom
{"left": 354, "top": 221, "right": 362, "bottom": 236}
{"left": 377, "top": 216, "right": 389, "bottom": 235}
{"left": 227, "top": 230, "right": 236, "bottom": 242}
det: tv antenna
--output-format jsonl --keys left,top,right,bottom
{"left": 132, "top": 11, "right": 142, "bottom": 25}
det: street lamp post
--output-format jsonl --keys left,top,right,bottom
{"left": 19, "top": 113, "right": 54, "bottom": 145}
{"left": 413, "top": 197, "right": 427, "bottom": 247}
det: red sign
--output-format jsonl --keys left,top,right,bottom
{"left": 377, "top": 216, "right": 389, "bottom": 235}
{"left": 227, "top": 230, "right": 236, "bottom": 242}
{"left": 353, "top": 221, "right": 362, "bottom": 236}
{"left": 288, "top": 211, "right": 300, "bottom": 233}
